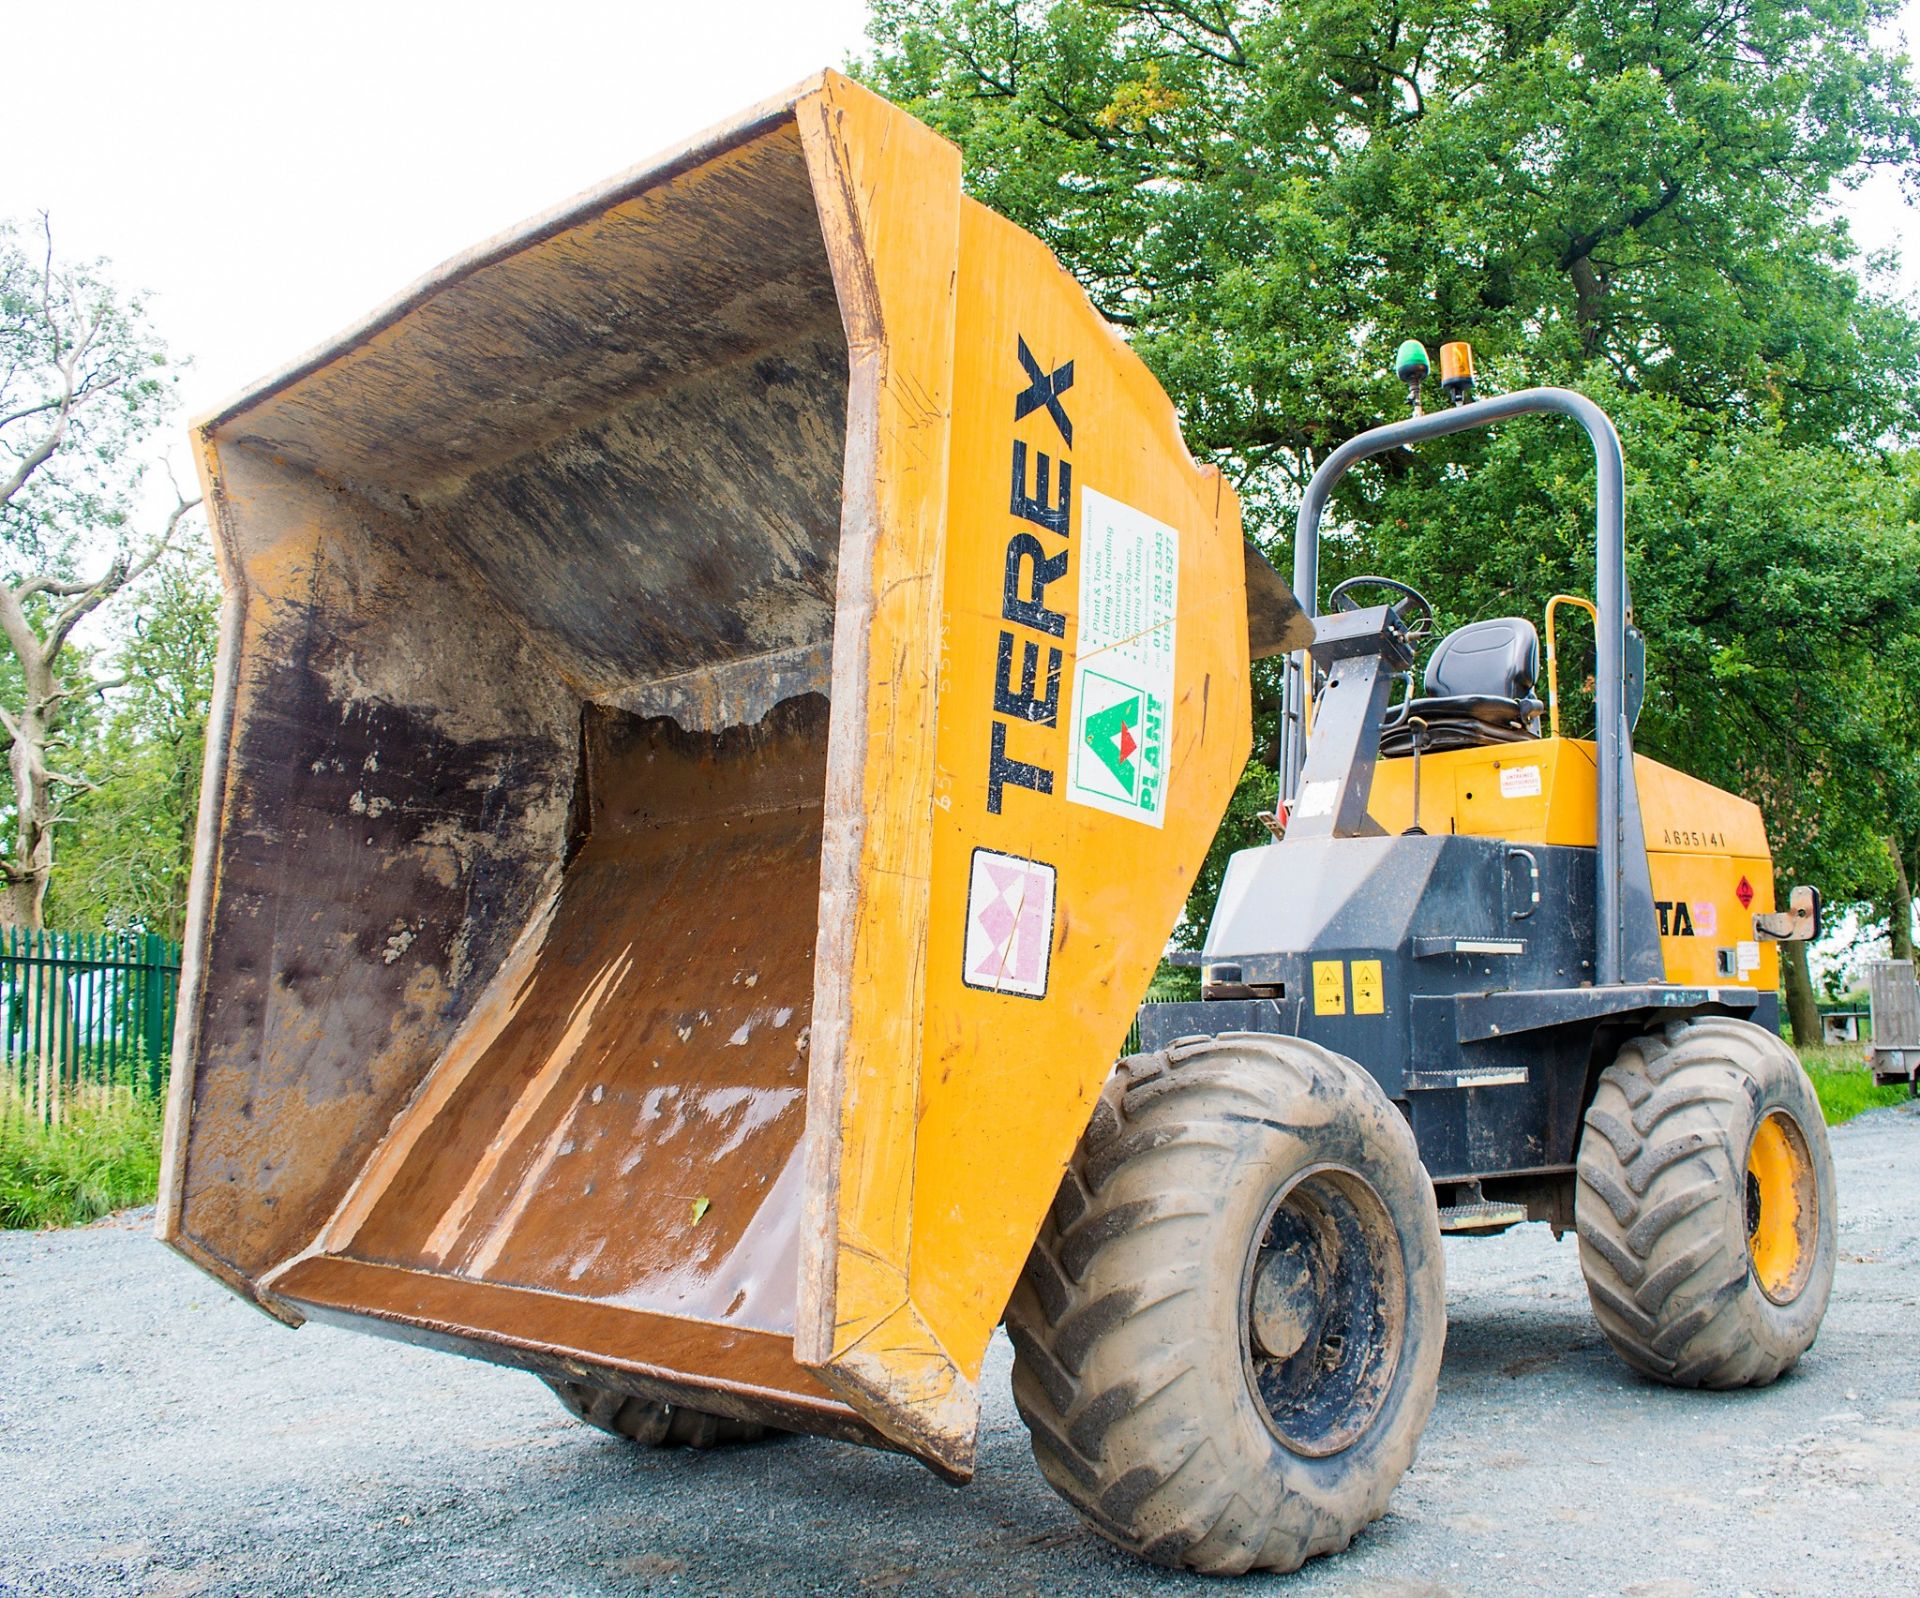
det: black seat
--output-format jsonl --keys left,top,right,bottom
{"left": 1380, "top": 617, "right": 1543, "bottom": 756}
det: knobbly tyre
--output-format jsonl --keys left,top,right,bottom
{"left": 159, "top": 77, "right": 1834, "bottom": 1576}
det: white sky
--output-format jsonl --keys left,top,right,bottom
{"left": 6, "top": 1, "right": 874, "bottom": 420}
{"left": 7, "top": 0, "right": 1919, "bottom": 437}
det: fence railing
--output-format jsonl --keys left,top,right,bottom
{"left": 1123, "top": 963, "right": 1203, "bottom": 1057}
{"left": 0, "top": 928, "right": 181, "bottom": 1125}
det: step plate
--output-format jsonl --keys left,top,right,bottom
{"left": 1437, "top": 1200, "right": 1529, "bottom": 1233}
{"left": 1406, "top": 1066, "right": 1531, "bottom": 1091}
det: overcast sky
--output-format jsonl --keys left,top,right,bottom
{"left": 8, "top": 1, "right": 873, "bottom": 417}
{"left": 8, "top": 0, "right": 1918, "bottom": 432}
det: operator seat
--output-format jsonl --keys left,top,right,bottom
{"left": 1379, "top": 616, "right": 1544, "bottom": 756}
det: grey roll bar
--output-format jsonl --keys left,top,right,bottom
{"left": 1283, "top": 387, "right": 1656, "bottom": 987}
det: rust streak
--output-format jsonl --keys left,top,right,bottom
{"left": 425, "top": 950, "right": 634, "bottom": 1265}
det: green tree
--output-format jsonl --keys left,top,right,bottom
{"left": 1851, "top": 453, "right": 1920, "bottom": 967}
{"left": 0, "top": 217, "right": 196, "bottom": 929}
{"left": 862, "top": 1, "right": 1920, "bottom": 1038}
{"left": 865, "top": 0, "right": 1919, "bottom": 453}
{"left": 44, "top": 551, "right": 218, "bottom": 939}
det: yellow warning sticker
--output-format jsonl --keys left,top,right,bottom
{"left": 1351, "top": 959, "right": 1384, "bottom": 1015}
{"left": 1313, "top": 959, "right": 1346, "bottom": 1016}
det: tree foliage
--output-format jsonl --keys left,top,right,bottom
{"left": 861, "top": 0, "right": 1920, "bottom": 955}
{"left": 44, "top": 551, "right": 217, "bottom": 939}
{"left": 0, "top": 217, "right": 200, "bottom": 930}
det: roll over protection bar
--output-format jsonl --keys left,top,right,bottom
{"left": 1282, "top": 387, "right": 1660, "bottom": 987}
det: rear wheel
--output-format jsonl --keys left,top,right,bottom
{"left": 544, "top": 1378, "right": 771, "bottom": 1448}
{"left": 1575, "top": 1016, "right": 1836, "bottom": 1387}
{"left": 1005, "top": 1034, "right": 1445, "bottom": 1575}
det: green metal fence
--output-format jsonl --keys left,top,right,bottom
{"left": 1123, "top": 962, "right": 1204, "bottom": 1056}
{"left": 0, "top": 929, "right": 181, "bottom": 1124}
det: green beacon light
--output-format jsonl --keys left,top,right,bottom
{"left": 1394, "top": 339, "right": 1431, "bottom": 415}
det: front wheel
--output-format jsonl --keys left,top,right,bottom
{"left": 1005, "top": 1034, "right": 1445, "bottom": 1576}
{"left": 1575, "top": 1017, "right": 1836, "bottom": 1388}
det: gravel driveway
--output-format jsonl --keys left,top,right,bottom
{"left": 3, "top": 1102, "right": 1916, "bottom": 1598}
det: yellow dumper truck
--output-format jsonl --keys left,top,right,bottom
{"left": 160, "top": 72, "right": 1835, "bottom": 1575}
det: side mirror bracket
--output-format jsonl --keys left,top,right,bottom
{"left": 1754, "top": 885, "right": 1821, "bottom": 943}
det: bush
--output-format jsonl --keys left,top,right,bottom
{"left": 0, "top": 1092, "right": 163, "bottom": 1229}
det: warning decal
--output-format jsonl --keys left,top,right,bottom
{"left": 1067, "top": 488, "right": 1179, "bottom": 827}
{"left": 1499, "top": 763, "right": 1543, "bottom": 799}
{"left": 1313, "top": 959, "right": 1347, "bottom": 1016}
{"left": 962, "top": 848, "right": 1057, "bottom": 999}
{"left": 1351, "top": 959, "right": 1385, "bottom": 1015}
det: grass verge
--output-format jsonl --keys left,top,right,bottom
{"left": 1796, "top": 1043, "right": 1911, "bottom": 1126}
{"left": 0, "top": 1092, "right": 163, "bottom": 1229}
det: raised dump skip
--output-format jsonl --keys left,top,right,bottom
{"left": 161, "top": 72, "right": 1267, "bottom": 1476}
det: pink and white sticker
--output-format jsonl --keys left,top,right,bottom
{"left": 963, "top": 848, "right": 1057, "bottom": 999}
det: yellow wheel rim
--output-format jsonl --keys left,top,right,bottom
{"left": 1746, "top": 1110, "right": 1817, "bottom": 1304}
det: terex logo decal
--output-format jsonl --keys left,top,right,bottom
{"left": 986, "top": 336, "right": 1075, "bottom": 816}
{"left": 1655, "top": 899, "right": 1694, "bottom": 937}
{"left": 1014, "top": 335, "right": 1074, "bottom": 442}
{"left": 982, "top": 336, "right": 1179, "bottom": 831}
{"left": 1655, "top": 900, "right": 1721, "bottom": 937}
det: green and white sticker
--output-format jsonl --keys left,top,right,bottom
{"left": 1067, "top": 488, "right": 1178, "bottom": 828}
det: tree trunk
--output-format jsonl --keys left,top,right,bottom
{"left": 0, "top": 881, "right": 41, "bottom": 930}
{"left": 1569, "top": 255, "right": 1608, "bottom": 356}
{"left": 4, "top": 691, "right": 56, "bottom": 933}
{"left": 1, "top": 689, "right": 59, "bottom": 1119}
{"left": 1888, "top": 836, "right": 1915, "bottom": 965}
{"left": 1781, "top": 938, "right": 1821, "bottom": 1048}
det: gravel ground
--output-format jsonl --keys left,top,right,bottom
{"left": 2, "top": 1102, "right": 1916, "bottom": 1598}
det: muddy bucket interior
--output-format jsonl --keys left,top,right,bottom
{"left": 163, "top": 107, "right": 889, "bottom": 1444}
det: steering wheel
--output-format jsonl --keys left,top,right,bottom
{"left": 1326, "top": 575, "right": 1436, "bottom": 640}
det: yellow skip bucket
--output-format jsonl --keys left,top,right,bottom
{"left": 159, "top": 71, "right": 1277, "bottom": 1477}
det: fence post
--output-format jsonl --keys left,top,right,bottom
{"left": 2, "top": 927, "right": 14, "bottom": 1123}
{"left": 35, "top": 929, "right": 49, "bottom": 1126}
{"left": 144, "top": 932, "right": 169, "bottom": 1098}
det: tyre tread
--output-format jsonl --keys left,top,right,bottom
{"left": 1575, "top": 1017, "right": 1834, "bottom": 1390}
{"left": 1005, "top": 1034, "right": 1442, "bottom": 1575}
{"left": 544, "top": 1379, "right": 770, "bottom": 1449}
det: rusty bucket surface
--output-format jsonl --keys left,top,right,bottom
{"left": 161, "top": 71, "right": 1274, "bottom": 1477}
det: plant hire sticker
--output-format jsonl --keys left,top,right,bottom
{"left": 1066, "top": 488, "right": 1178, "bottom": 828}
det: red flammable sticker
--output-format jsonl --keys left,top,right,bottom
{"left": 1736, "top": 876, "right": 1755, "bottom": 909}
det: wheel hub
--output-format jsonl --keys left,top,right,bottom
{"left": 1243, "top": 1168, "right": 1406, "bottom": 1457}
{"left": 1249, "top": 1251, "right": 1316, "bottom": 1362}
{"left": 1746, "top": 1108, "right": 1818, "bottom": 1305}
